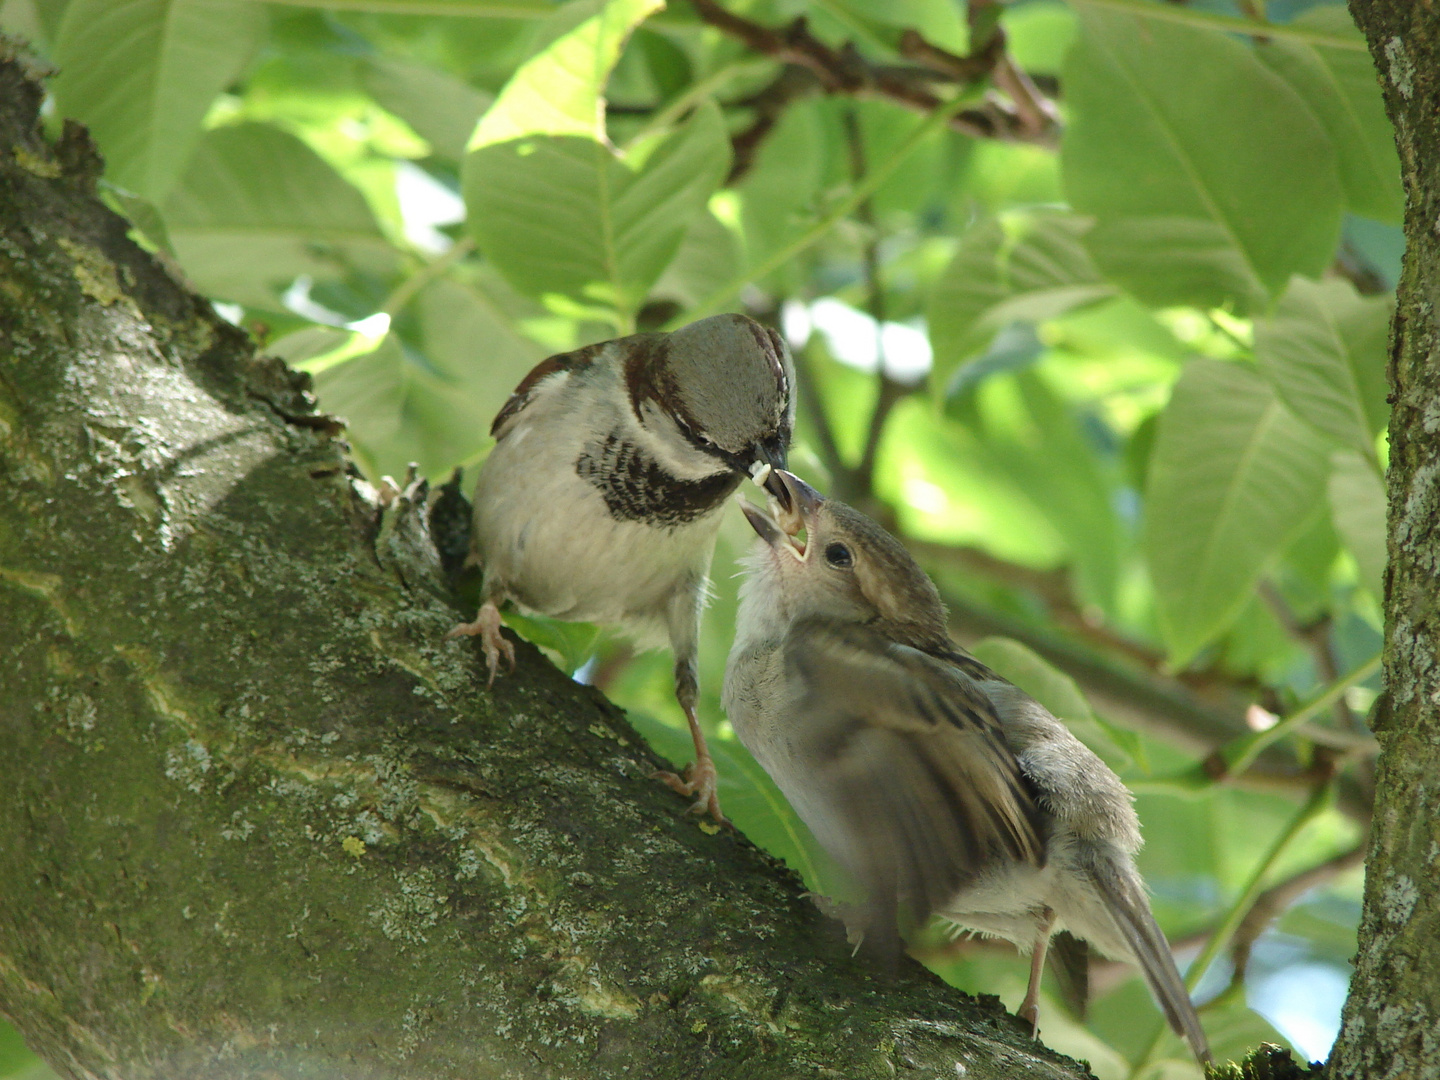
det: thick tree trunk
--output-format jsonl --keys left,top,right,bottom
{"left": 0, "top": 45, "right": 1090, "bottom": 1080}
{"left": 1331, "top": 3, "right": 1440, "bottom": 1078}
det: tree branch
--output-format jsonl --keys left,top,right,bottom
{"left": 0, "top": 44, "right": 1094, "bottom": 1080}
{"left": 688, "top": 0, "right": 1059, "bottom": 176}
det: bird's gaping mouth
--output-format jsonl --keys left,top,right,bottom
{"left": 739, "top": 469, "right": 823, "bottom": 561}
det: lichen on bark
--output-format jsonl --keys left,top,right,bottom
{"left": 1329, "top": 4, "right": 1440, "bottom": 1078}
{"left": 0, "top": 43, "right": 1090, "bottom": 1080}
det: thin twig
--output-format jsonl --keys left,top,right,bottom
{"left": 841, "top": 107, "right": 911, "bottom": 501}
{"left": 791, "top": 343, "right": 848, "bottom": 483}
{"left": 1259, "top": 581, "right": 1360, "bottom": 730}
{"left": 1228, "top": 840, "right": 1367, "bottom": 989}
{"left": 687, "top": 0, "right": 1053, "bottom": 150}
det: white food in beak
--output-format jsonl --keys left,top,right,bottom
{"left": 749, "top": 461, "right": 773, "bottom": 489}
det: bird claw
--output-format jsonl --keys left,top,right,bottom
{"left": 652, "top": 758, "right": 728, "bottom": 827}
{"left": 446, "top": 601, "right": 515, "bottom": 687}
{"left": 1017, "top": 1001, "right": 1041, "bottom": 1039}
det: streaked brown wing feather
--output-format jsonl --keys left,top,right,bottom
{"left": 784, "top": 619, "right": 1046, "bottom": 942}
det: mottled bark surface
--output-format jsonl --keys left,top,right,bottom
{"left": 1331, "top": 3, "right": 1440, "bottom": 1077}
{"left": 0, "top": 46, "right": 1092, "bottom": 1080}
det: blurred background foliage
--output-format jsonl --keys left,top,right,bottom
{"left": 0, "top": 0, "right": 1398, "bottom": 1074}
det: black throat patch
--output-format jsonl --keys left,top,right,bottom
{"left": 576, "top": 432, "right": 740, "bottom": 527}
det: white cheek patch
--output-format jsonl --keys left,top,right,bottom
{"left": 749, "top": 461, "right": 773, "bottom": 489}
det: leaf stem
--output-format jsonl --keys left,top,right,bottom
{"left": 1068, "top": 0, "right": 1368, "bottom": 51}
{"left": 381, "top": 236, "right": 477, "bottom": 317}
{"left": 671, "top": 95, "right": 972, "bottom": 327}
{"left": 1221, "top": 651, "right": 1381, "bottom": 776}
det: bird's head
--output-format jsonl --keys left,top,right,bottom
{"left": 626, "top": 313, "right": 793, "bottom": 497}
{"left": 738, "top": 470, "right": 948, "bottom": 638}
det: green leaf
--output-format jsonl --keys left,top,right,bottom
{"left": 312, "top": 334, "right": 494, "bottom": 480}
{"left": 51, "top": 0, "right": 265, "bottom": 202}
{"left": 927, "top": 211, "right": 1114, "bottom": 395}
{"left": 407, "top": 271, "right": 549, "bottom": 423}
{"left": 361, "top": 56, "right": 492, "bottom": 161}
{"left": 1062, "top": 7, "right": 1343, "bottom": 312}
{"left": 1329, "top": 450, "right": 1386, "bottom": 599}
{"left": 1144, "top": 360, "right": 1332, "bottom": 664}
{"left": 1255, "top": 276, "right": 1392, "bottom": 461}
{"left": 651, "top": 209, "right": 742, "bottom": 310}
{"left": 1256, "top": 7, "right": 1404, "bottom": 224}
{"left": 467, "top": 0, "right": 662, "bottom": 150}
{"left": 163, "top": 122, "right": 395, "bottom": 310}
{"left": 464, "top": 99, "right": 731, "bottom": 318}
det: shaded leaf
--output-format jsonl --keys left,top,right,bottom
{"left": 927, "top": 211, "right": 1114, "bottom": 395}
{"left": 1329, "top": 450, "right": 1386, "bottom": 599}
{"left": 361, "top": 56, "right": 492, "bottom": 161}
{"left": 969, "top": 636, "right": 1138, "bottom": 769}
{"left": 52, "top": 0, "right": 265, "bottom": 201}
{"left": 164, "top": 122, "right": 395, "bottom": 310}
{"left": 465, "top": 100, "right": 730, "bottom": 317}
{"left": 1144, "top": 360, "right": 1331, "bottom": 664}
{"left": 313, "top": 334, "right": 493, "bottom": 481}
{"left": 1062, "top": 8, "right": 1342, "bottom": 311}
{"left": 1255, "top": 276, "right": 1392, "bottom": 461}
{"left": 1256, "top": 7, "right": 1403, "bottom": 224}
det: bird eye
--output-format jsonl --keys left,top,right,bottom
{"left": 824, "top": 542, "right": 853, "bottom": 569}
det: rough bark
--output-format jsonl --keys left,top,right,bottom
{"left": 1330, "top": 3, "right": 1440, "bottom": 1077}
{"left": 0, "top": 46, "right": 1093, "bottom": 1080}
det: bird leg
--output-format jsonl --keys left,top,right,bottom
{"left": 445, "top": 599, "right": 515, "bottom": 687}
{"left": 652, "top": 656, "right": 728, "bottom": 825}
{"left": 1019, "top": 907, "right": 1057, "bottom": 1037}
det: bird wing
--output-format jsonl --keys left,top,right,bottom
{"left": 783, "top": 618, "right": 1047, "bottom": 948}
{"left": 489, "top": 340, "right": 613, "bottom": 438}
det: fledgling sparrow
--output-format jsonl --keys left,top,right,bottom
{"left": 722, "top": 470, "right": 1210, "bottom": 1063}
{"left": 448, "top": 313, "right": 794, "bottom": 822}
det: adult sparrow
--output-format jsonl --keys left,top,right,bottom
{"left": 450, "top": 313, "right": 794, "bottom": 822}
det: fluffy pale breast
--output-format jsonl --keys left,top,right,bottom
{"left": 472, "top": 370, "right": 729, "bottom": 637}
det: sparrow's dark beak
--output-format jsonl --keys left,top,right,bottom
{"left": 746, "top": 438, "right": 790, "bottom": 507}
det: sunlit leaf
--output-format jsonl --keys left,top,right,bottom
{"left": 1144, "top": 360, "right": 1331, "bottom": 665}
{"left": 1255, "top": 276, "right": 1392, "bottom": 461}
{"left": 467, "top": 0, "right": 661, "bottom": 149}
{"left": 1063, "top": 8, "right": 1343, "bottom": 312}
{"left": 52, "top": 0, "right": 265, "bottom": 202}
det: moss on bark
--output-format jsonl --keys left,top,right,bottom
{"left": 0, "top": 44, "right": 1091, "bottom": 1080}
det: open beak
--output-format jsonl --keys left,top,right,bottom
{"left": 739, "top": 469, "right": 824, "bottom": 560}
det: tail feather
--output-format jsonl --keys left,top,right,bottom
{"left": 1088, "top": 859, "right": 1211, "bottom": 1064}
